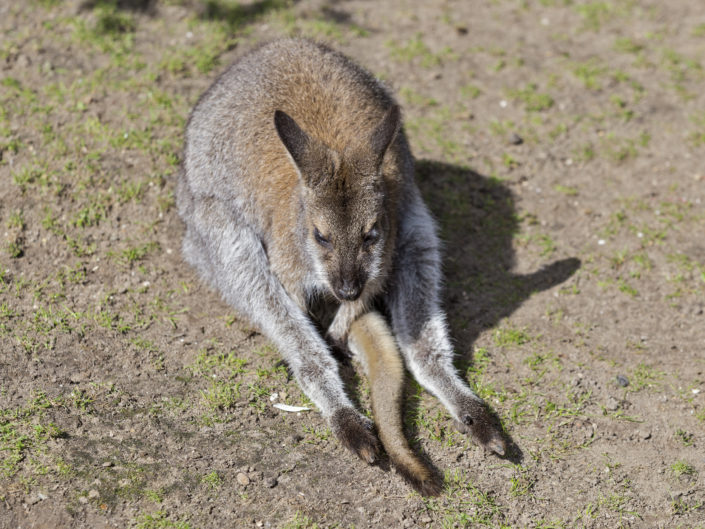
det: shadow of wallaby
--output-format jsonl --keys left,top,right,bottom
{"left": 80, "top": 0, "right": 158, "bottom": 13}
{"left": 413, "top": 159, "right": 580, "bottom": 463}
{"left": 415, "top": 159, "right": 580, "bottom": 349}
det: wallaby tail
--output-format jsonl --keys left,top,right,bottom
{"left": 348, "top": 312, "right": 443, "bottom": 496}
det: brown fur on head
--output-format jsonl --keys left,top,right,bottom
{"left": 274, "top": 106, "right": 400, "bottom": 302}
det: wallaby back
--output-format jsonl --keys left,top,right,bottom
{"left": 348, "top": 312, "right": 443, "bottom": 496}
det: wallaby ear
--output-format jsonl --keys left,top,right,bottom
{"left": 274, "top": 110, "right": 334, "bottom": 188}
{"left": 274, "top": 110, "right": 311, "bottom": 170}
{"left": 369, "top": 104, "right": 401, "bottom": 169}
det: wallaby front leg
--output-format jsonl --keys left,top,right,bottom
{"left": 387, "top": 187, "right": 506, "bottom": 455}
{"left": 326, "top": 298, "right": 368, "bottom": 356}
{"left": 182, "top": 198, "right": 378, "bottom": 462}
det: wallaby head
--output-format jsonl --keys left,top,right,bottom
{"left": 274, "top": 105, "right": 401, "bottom": 302}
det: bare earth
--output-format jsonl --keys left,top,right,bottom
{"left": 1, "top": 1, "right": 704, "bottom": 528}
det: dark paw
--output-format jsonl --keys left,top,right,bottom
{"left": 329, "top": 407, "right": 380, "bottom": 464}
{"left": 453, "top": 397, "right": 507, "bottom": 456}
{"left": 326, "top": 333, "right": 353, "bottom": 362}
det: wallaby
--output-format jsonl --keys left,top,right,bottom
{"left": 176, "top": 38, "right": 506, "bottom": 495}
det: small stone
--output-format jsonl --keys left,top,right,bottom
{"left": 616, "top": 375, "right": 629, "bottom": 387}
{"left": 640, "top": 430, "right": 651, "bottom": 440}
{"left": 289, "top": 434, "right": 303, "bottom": 444}
{"left": 264, "top": 476, "right": 278, "bottom": 488}
{"left": 236, "top": 472, "right": 250, "bottom": 486}
{"left": 16, "top": 54, "right": 31, "bottom": 68}
{"left": 606, "top": 396, "right": 619, "bottom": 411}
{"left": 419, "top": 515, "right": 432, "bottom": 524}
{"left": 88, "top": 489, "right": 99, "bottom": 499}
{"left": 509, "top": 133, "right": 523, "bottom": 145}
{"left": 78, "top": 496, "right": 89, "bottom": 504}
{"left": 102, "top": 461, "right": 113, "bottom": 467}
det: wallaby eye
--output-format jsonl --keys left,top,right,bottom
{"left": 363, "top": 224, "right": 379, "bottom": 247}
{"left": 313, "top": 227, "right": 332, "bottom": 248}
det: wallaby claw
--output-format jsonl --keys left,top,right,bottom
{"left": 329, "top": 407, "right": 380, "bottom": 464}
{"left": 453, "top": 397, "right": 507, "bottom": 456}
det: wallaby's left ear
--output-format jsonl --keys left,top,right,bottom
{"left": 369, "top": 104, "right": 401, "bottom": 169}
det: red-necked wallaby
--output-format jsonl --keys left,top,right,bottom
{"left": 176, "top": 38, "right": 505, "bottom": 495}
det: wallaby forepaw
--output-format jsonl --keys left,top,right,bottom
{"left": 330, "top": 408, "right": 379, "bottom": 464}
{"left": 453, "top": 397, "right": 506, "bottom": 456}
{"left": 326, "top": 332, "right": 353, "bottom": 360}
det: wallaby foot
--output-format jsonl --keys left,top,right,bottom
{"left": 452, "top": 395, "right": 506, "bottom": 456}
{"left": 329, "top": 407, "right": 380, "bottom": 464}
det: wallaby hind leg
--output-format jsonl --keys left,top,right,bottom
{"left": 386, "top": 186, "right": 506, "bottom": 455}
{"left": 181, "top": 194, "right": 379, "bottom": 462}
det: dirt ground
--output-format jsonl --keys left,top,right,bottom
{"left": 1, "top": 0, "right": 704, "bottom": 528}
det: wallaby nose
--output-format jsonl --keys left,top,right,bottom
{"left": 336, "top": 280, "right": 361, "bottom": 301}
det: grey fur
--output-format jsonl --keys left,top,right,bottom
{"left": 177, "top": 38, "right": 505, "bottom": 463}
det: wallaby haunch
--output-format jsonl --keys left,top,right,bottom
{"left": 176, "top": 38, "right": 506, "bottom": 495}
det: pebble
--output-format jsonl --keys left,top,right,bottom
{"left": 78, "top": 496, "right": 88, "bottom": 504}
{"left": 616, "top": 375, "right": 629, "bottom": 387}
{"left": 640, "top": 429, "right": 652, "bottom": 440}
{"left": 16, "top": 54, "right": 31, "bottom": 68}
{"left": 236, "top": 472, "right": 250, "bottom": 486}
{"left": 88, "top": 489, "right": 99, "bottom": 499}
{"left": 264, "top": 476, "right": 278, "bottom": 488}
{"left": 606, "top": 396, "right": 620, "bottom": 411}
{"left": 509, "top": 133, "right": 523, "bottom": 145}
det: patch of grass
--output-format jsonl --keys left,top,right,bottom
{"left": 190, "top": 349, "right": 247, "bottom": 378}
{"left": 200, "top": 470, "right": 222, "bottom": 490}
{"left": 423, "top": 469, "right": 507, "bottom": 527}
{"left": 554, "top": 184, "right": 578, "bottom": 196}
{"left": 387, "top": 33, "right": 455, "bottom": 67}
{"left": 399, "top": 86, "right": 439, "bottom": 107}
{"left": 630, "top": 363, "right": 663, "bottom": 391}
{"left": 1, "top": 392, "right": 65, "bottom": 478}
{"left": 494, "top": 325, "right": 531, "bottom": 347}
{"left": 613, "top": 37, "right": 644, "bottom": 54}
{"left": 460, "top": 83, "right": 482, "bottom": 99}
{"left": 572, "top": 59, "right": 606, "bottom": 90}
{"left": 509, "top": 83, "right": 554, "bottom": 112}
{"left": 575, "top": 2, "right": 610, "bottom": 30}
{"left": 201, "top": 380, "right": 240, "bottom": 411}
{"left": 6, "top": 240, "right": 24, "bottom": 258}
{"left": 134, "top": 511, "right": 192, "bottom": 529}
{"left": 509, "top": 465, "right": 535, "bottom": 497}
{"left": 674, "top": 429, "right": 694, "bottom": 447}
{"left": 281, "top": 512, "right": 321, "bottom": 529}
{"left": 671, "top": 460, "right": 696, "bottom": 477}
{"left": 114, "top": 242, "right": 159, "bottom": 264}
